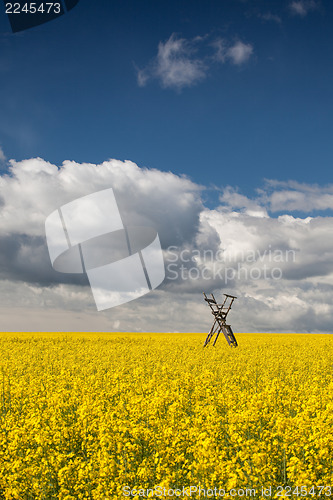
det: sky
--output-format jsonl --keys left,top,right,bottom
{"left": 1, "top": 0, "right": 333, "bottom": 333}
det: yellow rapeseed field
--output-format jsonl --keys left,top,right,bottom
{"left": 0, "top": 332, "right": 333, "bottom": 499}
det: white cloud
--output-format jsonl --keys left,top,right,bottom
{"left": 2, "top": 158, "right": 333, "bottom": 333}
{"left": 226, "top": 41, "right": 254, "bottom": 65}
{"left": 200, "top": 206, "right": 333, "bottom": 278}
{"left": 195, "top": 207, "right": 333, "bottom": 332}
{"left": 270, "top": 190, "right": 333, "bottom": 212}
{"left": 213, "top": 39, "right": 254, "bottom": 65}
{"left": 0, "top": 146, "right": 6, "bottom": 163}
{"left": 138, "top": 34, "right": 207, "bottom": 90}
{"left": 222, "top": 181, "right": 333, "bottom": 214}
{"left": 211, "top": 38, "right": 227, "bottom": 63}
{"left": 264, "top": 180, "right": 333, "bottom": 212}
{"left": 289, "top": 0, "right": 319, "bottom": 17}
{"left": 220, "top": 187, "right": 268, "bottom": 218}
{"left": 0, "top": 157, "right": 202, "bottom": 240}
{"left": 137, "top": 69, "right": 149, "bottom": 87}
{"left": 138, "top": 34, "right": 254, "bottom": 90}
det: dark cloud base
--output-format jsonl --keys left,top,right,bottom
{"left": 0, "top": 234, "right": 89, "bottom": 287}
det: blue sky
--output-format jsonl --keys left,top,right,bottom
{"left": 2, "top": 0, "right": 333, "bottom": 333}
{"left": 1, "top": 0, "right": 333, "bottom": 193}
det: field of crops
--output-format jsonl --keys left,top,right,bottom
{"left": 0, "top": 331, "right": 333, "bottom": 499}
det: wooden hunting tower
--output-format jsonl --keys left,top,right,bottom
{"left": 203, "top": 292, "right": 238, "bottom": 348}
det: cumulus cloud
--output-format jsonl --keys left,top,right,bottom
{"left": 138, "top": 34, "right": 254, "bottom": 90}
{"left": 289, "top": 0, "right": 319, "bottom": 17}
{"left": 220, "top": 186, "right": 268, "bottom": 217}
{"left": 190, "top": 207, "right": 333, "bottom": 332}
{"left": 199, "top": 206, "right": 333, "bottom": 282}
{"left": 264, "top": 180, "right": 333, "bottom": 212}
{"left": 163, "top": 203, "right": 333, "bottom": 333}
{"left": 221, "top": 181, "right": 333, "bottom": 214}
{"left": 0, "top": 157, "right": 203, "bottom": 288}
{"left": 1, "top": 157, "right": 333, "bottom": 333}
{"left": 0, "top": 157, "right": 202, "bottom": 242}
